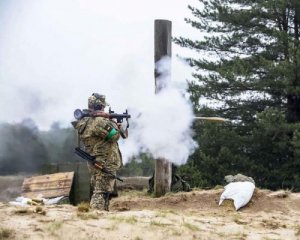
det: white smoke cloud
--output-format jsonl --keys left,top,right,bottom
{"left": 119, "top": 57, "right": 197, "bottom": 165}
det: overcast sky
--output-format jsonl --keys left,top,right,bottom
{"left": 0, "top": 0, "right": 200, "bottom": 130}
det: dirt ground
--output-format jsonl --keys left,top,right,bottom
{"left": 0, "top": 188, "right": 300, "bottom": 240}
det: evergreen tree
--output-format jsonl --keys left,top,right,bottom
{"left": 175, "top": 0, "right": 300, "bottom": 190}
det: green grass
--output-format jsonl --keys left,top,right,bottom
{"left": 133, "top": 237, "right": 143, "bottom": 240}
{"left": 77, "top": 202, "right": 90, "bottom": 213}
{"left": 77, "top": 212, "right": 98, "bottom": 220}
{"left": 103, "top": 223, "right": 118, "bottom": 231}
{"left": 232, "top": 214, "right": 247, "bottom": 225}
{"left": 182, "top": 222, "right": 200, "bottom": 231}
{"left": 171, "top": 229, "right": 182, "bottom": 236}
{"left": 47, "top": 220, "right": 64, "bottom": 235}
{"left": 109, "top": 215, "right": 138, "bottom": 224}
{"left": 14, "top": 208, "right": 31, "bottom": 215}
{"left": 0, "top": 228, "right": 14, "bottom": 240}
{"left": 154, "top": 211, "right": 167, "bottom": 218}
{"left": 118, "top": 189, "right": 149, "bottom": 198}
{"left": 150, "top": 221, "right": 172, "bottom": 227}
{"left": 295, "top": 225, "right": 300, "bottom": 236}
{"left": 162, "top": 209, "right": 179, "bottom": 215}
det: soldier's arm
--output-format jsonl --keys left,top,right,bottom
{"left": 117, "top": 123, "right": 128, "bottom": 139}
{"left": 93, "top": 117, "right": 120, "bottom": 141}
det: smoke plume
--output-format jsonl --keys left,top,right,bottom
{"left": 119, "top": 57, "right": 197, "bottom": 165}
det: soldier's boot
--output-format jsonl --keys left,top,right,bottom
{"left": 103, "top": 192, "right": 111, "bottom": 211}
{"left": 90, "top": 191, "right": 106, "bottom": 210}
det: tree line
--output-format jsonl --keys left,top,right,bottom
{"left": 0, "top": 119, "right": 153, "bottom": 177}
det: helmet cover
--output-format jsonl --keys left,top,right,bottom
{"left": 88, "top": 93, "right": 108, "bottom": 110}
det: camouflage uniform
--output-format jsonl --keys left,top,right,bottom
{"left": 74, "top": 94, "right": 124, "bottom": 210}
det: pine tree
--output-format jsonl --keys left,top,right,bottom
{"left": 175, "top": 0, "right": 300, "bottom": 190}
{"left": 174, "top": 0, "right": 300, "bottom": 123}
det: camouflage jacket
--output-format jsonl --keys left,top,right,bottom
{"left": 73, "top": 116, "right": 123, "bottom": 171}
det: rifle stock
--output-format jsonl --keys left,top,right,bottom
{"left": 74, "top": 147, "right": 123, "bottom": 182}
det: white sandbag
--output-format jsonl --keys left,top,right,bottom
{"left": 43, "top": 196, "right": 65, "bottom": 205}
{"left": 8, "top": 201, "right": 28, "bottom": 207}
{"left": 219, "top": 181, "right": 255, "bottom": 210}
{"left": 9, "top": 196, "right": 33, "bottom": 206}
{"left": 9, "top": 196, "right": 65, "bottom": 206}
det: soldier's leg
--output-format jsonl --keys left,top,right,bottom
{"left": 88, "top": 164, "right": 96, "bottom": 200}
{"left": 100, "top": 174, "right": 116, "bottom": 211}
{"left": 90, "top": 171, "right": 106, "bottom": 210}
{"left": 90, "top": 172, "right": 115, "bottom": 211}
{"left": 90, "top": 189, "right": 106, "bottom": 210}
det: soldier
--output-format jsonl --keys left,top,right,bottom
{"left": 73, "top": 93, "right": 128, "bottom": 211}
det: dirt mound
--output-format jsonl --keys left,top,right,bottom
{"left": 1, "top": 189, "right": 300, "bottom": 240}
{"left": 111, "top": 188, "right": 300, "bottom": 213}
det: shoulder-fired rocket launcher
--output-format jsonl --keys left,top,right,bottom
{"left": 74, "top": 108, "right": 131, "bottom": 127}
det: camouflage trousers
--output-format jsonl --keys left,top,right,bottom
{"left": 89, "top": 165, "right": 116, "bottom": 211}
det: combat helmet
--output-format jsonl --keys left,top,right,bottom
{"left": 88, "top": 93, "right": 108, "bottom": 110}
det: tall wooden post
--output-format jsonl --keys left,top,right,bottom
{"left": 154, "top": 19, "right": 172, "bottom": 197}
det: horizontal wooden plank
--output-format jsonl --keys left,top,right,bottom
{"left": 23, "top": 172, "right": 73, "bottom": 184}
{"left": 22, "top": 189, "right": 71, "bottom": 199}
{"left": 22, "top": 172, "right": 74, "bottom": 199}
{"left": 22, "top": 179, "right": 73, "bottom": 191}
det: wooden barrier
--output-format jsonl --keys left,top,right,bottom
{"left": 22, "top": 172, "right": 74, "bottom": 199}
{"left": 42, "top": 162, "right": 90, "bottom": 205}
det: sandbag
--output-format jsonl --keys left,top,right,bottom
{"left": 219, "top": 181, "right": 255, "bottom": 210}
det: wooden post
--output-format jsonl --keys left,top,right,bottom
{"left": 154, "top": 19, "right": 172, "bottom": 197}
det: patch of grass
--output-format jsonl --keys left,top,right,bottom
{"left": 163, "top": 209, "right": 178, "bottom": 215}
{"left": 295, "top": 225, "right": 300, "bottom": 236}
{"left": 0, "top": 228, "right": 15, "bottom": 239}
{"left": 34, "top": 206, "right": 46, "bottom": 215}
{"left": 14, "top": 207, "right": 31, "bottom": 215}
{"left": 133, "top": 237, "right": 143, "bottom": 240}
{"left": 109, "top": 215, "right": 138, "bottom": 224}
{"left": 47, "top": 220, "right": 63, "bottom": 234}
{"left": 261, "top": 219, "right": 281, "bottom": 229}
{"left": 154, "top": 212, "right": 167, "bottom": 218}
{"left": 270, "top": 189, "right": 291, "bottom": 198}
{"left": 164, "top": 192, "right": 176, "bottom": 197}
{"left": 77, "top": 212, "right": 98, "bottom": 220}
{"left": 171, "top": 229, "right": 182, "bottom": 236}
{"left": 14, "top": 206, "right": 46, "bottom": 215}
{"left": 182, "top": 222, "right": 200, "bottom": 231}
{"left": 213, "top": 185, "right": 224, "bottom": 190}
{"left": 232, "top": 214, "right": 247, "bottom": 225}
{"left": 216, "top": 232, "right": 226, "bottom": 237}
{"left": 219, "top": 199, "right": 235, "bottom": 210}
{"left": 103, "top": 223, "right": 118, "bottom": 231}
{"left": 150, "top": 221, "right": 172, "bottom": 227}
{"left": 77, "top": 202, "right": 90, "bottom": 213}
{"left": 231, "top": 232, "right": 247, "bottom": 240}
{"left": 191, "top": 187, "right": 203, "bottom": 191}
{"left": 119, "top": 190, "right": 148, "bottom": 198}
{"left": 38, "top": 219, "right": 53, "bottom": 223}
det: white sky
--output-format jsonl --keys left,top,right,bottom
{"left": 0, "top": 0, "right": 200, "bottom": 130}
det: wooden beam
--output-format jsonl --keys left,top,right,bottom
{"left": 154, "top": 19, "right": 172, "bottom": 197}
